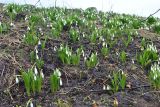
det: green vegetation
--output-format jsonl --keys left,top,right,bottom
{"left": 149, "top": 63, "right": 160, "bottom": 89}
{"left": 21, "top": 68, "right": 43, "bottom": 96}
{"left": 85, "top": 52, "right": 98, "bottom": 69}
{"left": 50, "top": 68, "right": 61, "bottom": 93}
{"left": 1, "top": 3, "right": 160, "bottom": 106}
{"left": 110, "top": 70, "right": 127, "bottom": 93}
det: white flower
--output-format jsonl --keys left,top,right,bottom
{"left": 41, "top": 71, "right": 44, "bottom": 78}
{"left": 54, "top": 46, "right": 57, "bottom": 51}
{"left": 54, "top": 68, "right": 61, "bottom": 77}
{"left": 23, "top": 34, "right": 26, "bottom": 38}
{"left": 60, "top": 78, "right": 63, "bottom": 86}
{"left": 30, "top": 102, "right": 33, "bottom": 107}
{"left": 27, "top": 26, "right": 30, "bottom": 31}
{"left": 34, "top": 75, "right": 37, "bottom": 80}
{"left": 36, "top": 53, "right": 39, "bottom": 59}
{"left": 102, "top": 42, "right": 106, "bottom": 47}
{"left": 121, "top": 71, "right": 124, "bottom": 75}
{"left": 43, "top": 18, "right": 46, "bottom": 22}
{"left": 25, "top": 16, "right": 28, "bottom": 21}
{"left": 105, "top": 44, "right": 108, "bottom": 48}
{"left": 82, "top": 33, "right": 85, "bottom": 37}
{"left": 107, "top": 85, "right": 111, "bottom": 90}
{"left": 35, "top": 48, "right": 38, "bottom": 54}
{"left": 82, "top": 50, "right": 85, "bottom": 57}
{"left": 103, "top": 85, "right": 106, "bottom": 90}
{"left": 10, "top": 22, "right": 14, "bottom": 27}
{"left": 0, "top": 22, "right": 1, "bottom": 26}
{"left": 132, "top": 59, "right": 134, "bottom": 64}
{"left": 34, "top": 67, "right": 38, "bottom": 75}
{"left": 38, "top": 40, "right": 41, "bottom": 45}
{"left": 16, "top": 76, "right": 19, "bottom": 84}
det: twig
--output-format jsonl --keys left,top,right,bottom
{"left": 141, "top": 91, "right": 160, "bottom": 96}
{"left": 55, "top": 0, "right": 57, "bottom": 8}
{"left": 142, "top": 8, "right": 160, "bottom": 22}
{"left": 35, "top": 0, "right": 40, "bottom": 6}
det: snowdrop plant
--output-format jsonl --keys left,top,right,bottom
{"left": 123, "top": 34, "right": 132, "bottom": 47}
{"left": 69, "top": 27, "right": 79, "bottom": 42}
{"left": 58, "top": 44, "right": 72, "bottom": 64}
{"left": 149, "top": 63, "right": 160, "bottom": 89}
{"left": 137, "top": 43, "right": 158, "bottom": 68}
{"left": 36, "top": 58, "right": 44, "bottom": 70}
{"left": 24, "top": 32, "right": 39, "bottom": 46}
{"left": 110, "top": 70, "right": 127, "bottom": 93}
{"left": 101, "top": 42, "right": 109, "bottom": 57}
{"left": 85, "top": 52, "right": 98, "bottom": 69}
{"left": 0, "top": 22, "right": 9, "bottom": 34}
{"left": 50, "top": 68, "right": 62, "bottom": 93}
{"left": 120, "top": 51, "right": 127, "bottom": 63}
{"left": 58, "top": 44, "right": 82, "bottom": 65}
{"left": 30, "top": 51, "right": 36, "bottom": 63}
{"left": 21, "top": 68, "right": 43, "bottom": 96}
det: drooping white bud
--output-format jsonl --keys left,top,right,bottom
{"left": 107, "top": 85, "right": 111, "bottom": 90}
{"left": 10, "top": 22, "right": 14, "bottom": 27}
{"left": 34, "top": 75, "right": 37, "bottom": 80}
{"left": 36, "top": 53, "right": 39, "bottom": 59}
{"left": 60, "top": 78, "right": 63, "bottom": 86}
{"left": 38, "top": 40, "right": 41, "bottom": 45}
{"left": 103, "top": 85, "right": 106, "bottom": 90}
{"left": 41, "top": 71, "right": 44, "bottom": 78}
{"left": 34, "top": 67, "right": 38, "bottom": 75}
{"left": 16, "top": 76, "right": 19, "bottom": 84}
{"left": 23, "top": 34, "right": 26, "bottom": 38}
{"left": 30, "top": 102, "right": 33, "bottom": 107}
{"left": 27, "top": 26, "right": 30, "bottom": 31}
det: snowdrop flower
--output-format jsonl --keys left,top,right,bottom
{"left": 36, "top": 53, "right": 39, "bottom": 59}
{"left": 38, "top": 40, "right": 41, "bottom": 45}
{"left": 82, "top": 50, "right": 85, "bottom": 57}
{"left": 40, "top": 71, "right": 44, "bottom": 78}
{"left": 34, "top": 67, "right": 38, "bottom": 75}
{"left": 82, "top": 33, "right": 85, "bottom": 38}
{"left": 47, "top": 24, "right": 50, "bottom": 28}
{"left": 27, "top": 26, "right": 30, "bottom": 31}
{"left": 105, "top": 43, "right": 107, "bottom": 48}
{"left": 35, "top": 47, "right": 38, "bottom": 54}
{"left": 116, "top": 52, "right": 119, "bottom": 56}
{"left": 107, "top": 85, "right": 111, "bottom": 90}
{"left": 16, "top": 76, "right": 19, "bottom": 84}
{"left": 0, "top": 22, "right": 1, "bottom": 26}
{"left": 23, "top": 34, "right": 26, "bottom": 38}
{"left": 132, "top": 59, "right": 134, "bottom": 64}
{"left": 68, "top": 51, "right": 71, "bottom": 56}
{"left": 121, "top": 71, "right": 124, "bottom": 75}
{"left": 102, "top": 42, "right": 106, "bottom": 47}
{"left": 54, "top": 46, "right": 57, "bottom": 51}
{"left": 25, "top": 16, "right": 28, "bottom": 21}
{"left": 39, "top": 28, "right": 42, "bottom": 32}
{"left": 10, "top": 22, "right": 14, "bottom": 27}
{"left": 43, "top": 17, "right": 46, "bottom": 22}
{"left": 60, "top": 78, "right": 63, "bottom": 86}
{"left": 30, "top": 102, "right": 33, "bottom": 107}
{"left": 34, "top": 75, "right": 37, "bottom": 80}
{"left": 84, "top": 56, "right": 87, "bottom": 61}
{"left": 60, "top": 45, "right": 63, "bottom": 50}
{"left": 103, "top": 85, "right": 106, "bottom": 90}
{"left": 145, "top": 27, "right": 149, "bottom": 30}
{"left": 54, "top": 68, "right": 61, "bottom": 77}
